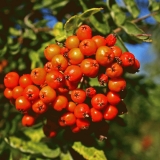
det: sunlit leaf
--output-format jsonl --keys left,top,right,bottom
{"left": 9, "top": 43, "right": 20, "bottom": 51}
{"left": 107, "top": 0, "right": 126, "bottom": 26}
{"left": 90, "top": 14, "right": 110, "bottom": 35}
{"left": 80, "top": 8, "right": 103, "bottom": 20}
{"left": 115, "top": 35, "right": 128, "bottom": 52}
{"left": 0, "top": 46, "right": 7, "bottom": 57}
{"left": 148, "top": 0, "right": 160, "bottom": 22}
{"left": 23, "top": 29, "right": 36, "bottom": 40}
{"left": 9, "top": 27, "right": 21, "bottom": 36}
{"left": 64, "top": 15, "right": 79, "bottom": 35}
{"left": 4, "top": 136, "right": 60, "bottom": 158}
{"left": 121, "top": 21, "right": 152, "bottom": 42}
{"left": 60, "top": 151, "right": 73, "bottom": 160}
{"left": 110, "top": 4, "right": 126, "bottom": 26}
{"left": 123, "top": 0, "right": 140, "bottom": 18}
{"left": 72, "top": 141, "right": 107, "bottom": 160}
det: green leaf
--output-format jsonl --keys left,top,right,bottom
{"left": 107, "top": 0, "right": 126, "bottom": 26}
{"left": 4, "top": 136, "right": 60, "bottom": 158}
{"left": 148, "top": 0, "right": 160, "bottom": 22}
{"left": 72, "top": 141, "right": 107, "bottom": 160}
{"left": 90, "top": 14, "right": 110, "bottom": 35}
{"left": 9, "top": 43, "right": 21, "bottom": 51}
{"left": 53, "top": 22, "right": 67, "bottom": 42}
{"left": 50, "top": 1, "right": 69, "bottom": 11}
{"left": 9, "top": 27, "right": 21, "bottom": 36}
{"left": 23, "top": 29, "right": 36, "bottom": 40}
{"left": 111, "top": 4, "right": 126, "bottom": 26}
{"left": 79, "top": 7, "right": 103, "bottom": 20}
{"left": 29, "top": 51, "right": 43, "bottom": 69}
{"left": 123, "top": 0, "right": 140, "bottom": 18}
{"left": 115, "top": 35, "right": 128, "bottom": 52}
{"left": 0, "top": 46, "right": 7, "bottom": 57}
{"left": 121, "top": 21, "right": 152, "bottom": 42}
{"left": 60, "top": 151, "right": 73, "bottom": 160}
{"left": 22, "top": 127, "right": 44, "bottom": 143}
{"left": 64, "top": 15, "right": 79, "bottom": 36}
{"left": 64, "top": 7, "right": 104, "bottom": 36}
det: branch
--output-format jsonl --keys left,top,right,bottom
{"left": 113, "top": 11, "right": 159, "bottom": 34}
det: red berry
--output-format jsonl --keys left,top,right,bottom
{"left": 15, "top": 96, "right": 32, "bottom": 113}
{"left": 71, "top": 89, "right": 86, "bottom": 104}
{"left": 30, "top": 67, "right": 46, "bottom": 85}
{"left": 76, "top": 25, "right": 92, "bottom": 41}
{"left": 4, "top": 72, "right": 19, "bottom": 89}
{"left": 44, "top": 44, "right": 61, "bottom": 61}
{"left": 23, "top": 85, "right": 40, "bottom": 101}
{"left": 59, "top": 112, "right": 76, "bottom": 126}
{"left": 74, "top": 103, "right": 90, "bottom": 118}
{"left": 51, "top": 54, "right": 68, "bottom": 72}
{"left": 98, "top": 73, "right": 108, "bottom": 86}
{"left": 92, "top": 35, "right": 106, "bottom": 48}
{"left": 79, "top": 39, "right": 97, "bottom": 56}
{"left": 103, "top": 104, "right": 118, "bottom": 120}
{"left": 120, "top": 52, "right": 135, "bottom": 67}
{"left": 96, "top": 46, "right": 115, "bottom": 67}
{"left": 108, "top": 77, "right": 126, "bottom": 92}
{"left": 21, "top": 114, "right": 36, "bottom": 127}
{"left": 65, "top": 35, "right": 80, "bottom": 49}
{"left": 105, "top": 33, "right": 117, "bottom": 47}
{"left": 46, "top": 70, "right": 65, "bottom": 89}
{"left": 106, "top": 91, "right": 121, "bottom": 105}
{"left": 68, "top": 48, "right": 84, "bottom": 65}
{"left": 19, "top": 74, "right": 33, "bottom": 88}
{"left": 76, "top": 118, "right": 90, "bottom": 130}
{"left": 4, "top": 88, "right": 13, "bottom": 99}
{"left": 90, "top": 108, "right": 103, "bottom": 122}
{"left": 32, "top": 99, "right": 48, "bottom": 114}
{"left": 64, "top": 65, "right": 83, "bottom": 83}
{"left": 12, "top": 86, "right": 24, "bottom": 99}
{"left": 106, "top": 62, "right": 123, "bottom": 79}
{"left": 39, "top": 86, "right": 57, "bottom": 104}
{"left": 52, "top": 95, "right": 68, "bottom": 111}
{"left": 91, "top": 93, "right": 108, "bottom": 110}
{"left": 80, "top": 58, "right": 99, "bottom": 78}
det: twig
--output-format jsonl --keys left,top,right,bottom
{"left": 113, "top": 11, "right": 159, "bottom": 34}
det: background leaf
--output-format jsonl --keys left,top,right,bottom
{"left": 72, "top": 141, "right": 107, "bottom": 160}
{"left": 121, "top": 21, "right": 152, "bottom": 42}
{"left": 123, "top": 0, "right": 140, "bottom": 18}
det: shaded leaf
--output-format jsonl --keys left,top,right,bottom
{"left": 80, "top": 7, "right": 103, "bottom": 20}
{"left": 148, "top": 0, "right": 160, "bottom": 22}
{"left": 115, "top": 35, "right": 128, "bottom": 52}
{"left": 53, "top": 22, "right": 67, "bottom": 42}
{"left": 107, "top": 0, "right": 126, "bottom": 26}
{"left": 0, "top": 46, "right": 7, "bottom": 57}
{"left": 9, "top": 43, "right": 20, "bottom": 52}
{"left": 72, "top": 141, "right": 107, "bottom": 160}
{"left": 121, "top": 21, "right": 152, "bottom": 42}
{"left": 60, "top": 151, "right": 73, "bottom": 160}
{"left": 22, "top": 127, "right": 44, "bottom": 143}
{"left": 64, "top": 15, "right": 79, "bottom": 36}
{"left": 23, "top": 29, "right": 36, "bottom": 40}
{"left": 123, "top": 0, "right": 140, "bottom": 18}
{"left": 90, "top": 14, "right": 110, "bottom": 35}
{"left": 111, "top": 4, "right": 126, "bottom": 26}
{"left": 9, "top": 27, "right": 21, "bottom": 36}
{"left": 4, "top": 136, "right": 60, "bottom": 158}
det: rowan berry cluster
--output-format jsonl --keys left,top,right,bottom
{"left": 3, "top": 25, "right": 140, "bottom": 139}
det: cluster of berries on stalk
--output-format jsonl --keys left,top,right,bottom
{"left": 3, "top": 24, "right": 140, "bottom": 140}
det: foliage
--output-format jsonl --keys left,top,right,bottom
{"left": 0, "top": 0, "right": 160, "bottom": 160}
